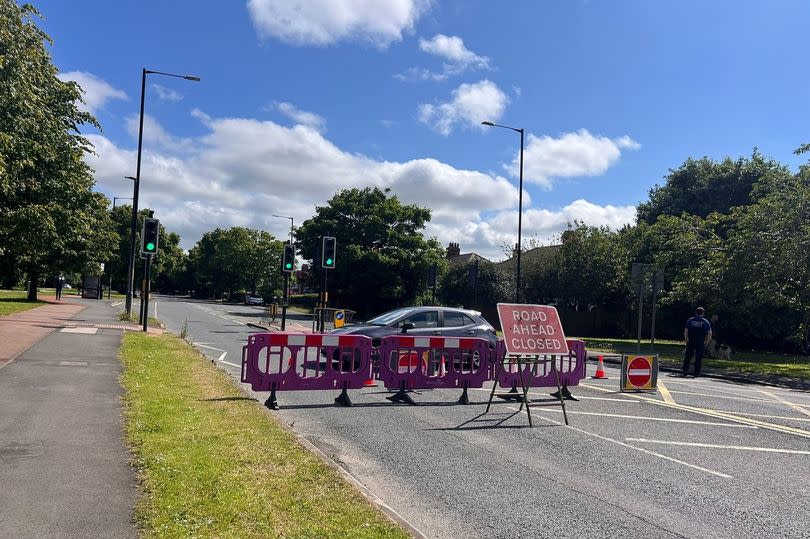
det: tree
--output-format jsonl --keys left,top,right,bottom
{"left": 296, "top": 187, "right": 444, "bottom": 316}
{"left": 0, "top": 2, "right": 112, "bottom": 299}
{"left": 636, "top": 150, "right": 791, "bottom": 225}
{"left": 187, "top": 227, "right": 283, "bottom": 299}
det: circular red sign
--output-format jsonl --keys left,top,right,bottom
{"left": 627, "top": 356, "right": 652, "bottom": 388}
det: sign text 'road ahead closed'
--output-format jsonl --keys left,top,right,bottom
{"left": 497, "top": 303, "right": 569, "bottom": 356}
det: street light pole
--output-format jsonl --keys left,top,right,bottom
{"left": 482, "top": 121, "right": 525, "bottom": 303}
{"left": 125, "top": 68, "right": 200, "bottom": 316}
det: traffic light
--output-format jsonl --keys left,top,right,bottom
{"left": 141, "top": 218, "right": 160, "bottom": 255}
{"left": 322, "top": 236, "right": 336, "bottom": 269}
{"left": 282, "top": 243, "right": 295, "bottom": 272}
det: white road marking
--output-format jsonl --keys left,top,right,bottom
{"left": 216, "top": 351, "right": 227, "bottom": 363}
{"left": 111, "top": 300, "right": 123, "bottom": 307}
{"left": 720, "top": 411, "right": 810, "bottom": 422}
{"left": 193, "top": 343, "right": 225, "bottom": 351}
{"left": 575, "top": 396, "right": 641, "bottom": 403}
{"left": 626, "top": 438, "right": 810, "bottom": 455}
{"left": 220, "top": 359, "right": 242, "bottom": 369}
{"left": 757, "top": 389, "right": 810, "bottom": 419}
{"left": 505, "top": 405, "right": 733, "bottom": 479}
{"left": 667, "top": 389, "right": 777, "bottom": 404}
{"left": 60, "top": 327, "right": 98, "bottom": 334}
{"left": 529, "top": 408, "right": 757, "bottom": 429}
{"left": 580, "top": 382, "right": 810, "bottom": 439}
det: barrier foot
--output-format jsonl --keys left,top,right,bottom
{"left": 387, "top": 382, "right": 416, "bottom": 405}
{"left": 264, "top": 387, "right": 279, "bottom": 410}
{"left": 496, "top": 384, "right": 522, "bottom": 401}
{"left": 458, "top": 383, "right": 470, "bottom": 405}
{"left": 334, "top": 386, "right": 353, "bottom": 407}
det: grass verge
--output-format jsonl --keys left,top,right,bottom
{"left": 0, "top": 289, "right": 45, "bottom": 316}
{"left": 575, "top": 336, "right": 810, "bottom": 379}
{"left": 120, "top": 331, "right": 409, "bottom": 538}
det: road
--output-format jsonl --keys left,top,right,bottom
{"left": 153, "top": 295, "right": 810, "bottom": 539}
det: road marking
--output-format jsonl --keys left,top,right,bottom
{"left": 720, "top": 411, "right": 810, "bottom": 422}
{"left": 757, "top": 389, "right": 810, "bottom": 418}
{"left": 220, "top": 359, "right": 242, "bottom": 368}
{"left": 529, "top": 409, "right": 757, "bottom": 428}
{"left": 657, "top": 380, "right": 676, "bottom": 404}
{"left": 505, "top": 405, "right": 733, "bottom": 479}
{"left": 216, "top": 351, "right": 227, "bottom": 363}
{"left": 580, "top": 382, "right": 810, "bottom": 439}
{"left": 111, "top": 300, "right": 123, "bottom": 307}
{"left": 666, "top": 389, "right": 781, "bottom": 404}
{"left": 575, "top": 396, "right": 640, "bottom": 403}
{"left": 625, "top": 438, "right": 810, "bottom": 455}
{"left": 193, "top": 343, "right": 225, "bottom": 351}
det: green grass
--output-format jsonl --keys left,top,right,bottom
{"left": 0, "top": 289, "right": 46, "bottom": 316}
{"left": 120, "top": 332, "right": 409, "bottom": 539}
{"left": 574, "top": 336, "right": 810, "bottom": 379}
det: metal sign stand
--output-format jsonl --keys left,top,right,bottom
{"left": 485, "top": 354, "right": 569, "bottom": 427}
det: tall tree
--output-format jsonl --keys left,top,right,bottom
{"left": 636, "top": 150, "right": 791, "bottom": 225}
{"left": 0, "top": 2, "right": 112, "bottom": 299}
{"left": 296, "top": 187, "right": 444, "bottom": 317}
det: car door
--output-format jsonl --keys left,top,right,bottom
{"left": 397, "top": 310, "right": 441, "bottom": 337}
{"left": 440, "top": 310, "right": 479, "bottom": 337}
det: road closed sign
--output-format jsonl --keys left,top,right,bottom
{"left": 621, "top": 355, "right": 659, "bottom": 391}
{"left": 497, "top": 303, "right": 569, "bottom": 355}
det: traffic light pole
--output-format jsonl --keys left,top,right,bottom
{"left": 281, "top": 272, "right": 288, "bottom": 331}
{"left": 142, "top": 254, "right": 153, "bottom": 332}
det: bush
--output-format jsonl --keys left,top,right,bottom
{"left": 289, "top": 293, "right": 318, "bottom": 310}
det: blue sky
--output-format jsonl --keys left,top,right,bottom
{"left": 39, "top": 0, "right": 810, "bottom": 258}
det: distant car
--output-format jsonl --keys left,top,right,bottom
{"left": 245, "top": 295, "right": 265, "bottom": 306}
{"left": 327, "top": 306, "right": 497, "bottom": 371}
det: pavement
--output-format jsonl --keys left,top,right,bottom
{"left": 0, "top": 296, "right": 144, "bottom": 538}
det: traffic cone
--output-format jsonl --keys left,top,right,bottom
{"left": 363, "top": 377, "right": 378, "bottom": 387}
{"left": 438, "top": 356, "right": 447, "bottom": 377}
{"left": 592, "top": 355, "right": 608, "bottom": 379}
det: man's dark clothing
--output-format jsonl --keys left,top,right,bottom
{"left": 682, "top": 315, "right": 711, "bottom": 376}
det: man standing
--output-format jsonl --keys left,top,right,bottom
{"left": 55, "top": 274, "right": 64, "bottom": 301}
{"left": 682, "top": 306, "right": 712, "bottom": 377}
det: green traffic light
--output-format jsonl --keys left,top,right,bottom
{"left": 146, "top": 242, "right": 155, "bottom": 251}
{"left": 285, "top": 262, "right": 292, "bottom": 269}
{"left": 326, "top": 258, "right": 333, "bottom": 266}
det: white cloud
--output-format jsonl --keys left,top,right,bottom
{"left": 152, "top": 84, "right": 183, "bottom": 102}
{"left": 419, "top": 34, "right": 489, "bottom": 68}
{"left": 510, "top": 129, "right": 641, "bottom": 188}
{"left": 396, "top": 34, "right": 490, "bottom": 81}
{"left": 57, "top": 71, "right": 127, "bottom": 113}
{"left": 419, "top": 80, "right": 508, "bottom": 136}
{"left": 246, "top": 0, "right": 429, "bottom": 47}
{"left": 86, "top": 112, "right": 520, "bottom": 255}
{"left": 274, "top": 101, "right": 326, "bottom": 132}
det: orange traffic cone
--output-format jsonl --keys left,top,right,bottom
{"left": 363, "top": 378, "right": 378, "bottom": 387}
{"left": 592, "top": 355, "right": 608, "bottom": 379}
{"left": 438, "top": 356, "right": 447, "bottom": 377}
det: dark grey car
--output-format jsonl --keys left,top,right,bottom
{"left": 329, "top": 306, "right": 498, "bottom": 348}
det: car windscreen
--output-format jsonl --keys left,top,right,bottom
{"left": 366, "top": 307, "right": 416, "bottom": 326}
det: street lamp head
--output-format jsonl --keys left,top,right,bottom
{"left": 184, "top": 75, "right": 201, "bottom": 81}
{"left": 124, "top": 176, "right": 136, "bottom": 181}
{"left": 481, "top": 121, "right": 494, "bottom": 126}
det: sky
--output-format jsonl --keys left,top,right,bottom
{"left": 38, "top": 0, "right": 810, "bottom": 260}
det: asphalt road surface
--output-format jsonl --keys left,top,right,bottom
{"left": 152, "top": 296, "right": 810, "bottom": 539}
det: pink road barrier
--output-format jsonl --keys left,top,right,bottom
{"left": 242, "top": 332, "right": 373, "bottom": 409}
{"left": 494, "top": 339, "right": 587, "bottom": 389}
{"left": 377, "top": 335, "right": 493, "bottom": 405}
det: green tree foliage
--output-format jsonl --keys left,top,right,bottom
{"left": 0, "top": 2, "right": 114, "bottom": 298}
{"left": 296, "top": 187, "right": 444, "bottom": 316}
{"left": 552, "top": 223, "right": 628, "bottom": 309}
{"left": 438, "top": 260, "right": 509, "bottom": 311}
{"left": 187, "top": 227, "right": 283, "bottom": 299}
{"left": 636, "top": 150, "right": 791, "bottom": 225}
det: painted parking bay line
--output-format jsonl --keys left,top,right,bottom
{"left": 757, "top": 389, "right": 810, "bottom": 419}
{"left": 626, "top": 438, "right": 810, "bottom": 455}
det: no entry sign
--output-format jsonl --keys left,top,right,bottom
{"left": 497, "top": 303, "right": 569, "bottom": 355}
{"left": 621, "top": 355, "right": 659, "bottom": 391}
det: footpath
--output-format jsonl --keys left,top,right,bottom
{"left": 0, "top": 297, "right": 150, "bottom": 538}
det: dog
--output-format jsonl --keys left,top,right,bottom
{"left": 707, "top": 339, "right": 732, "bottom": 360}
